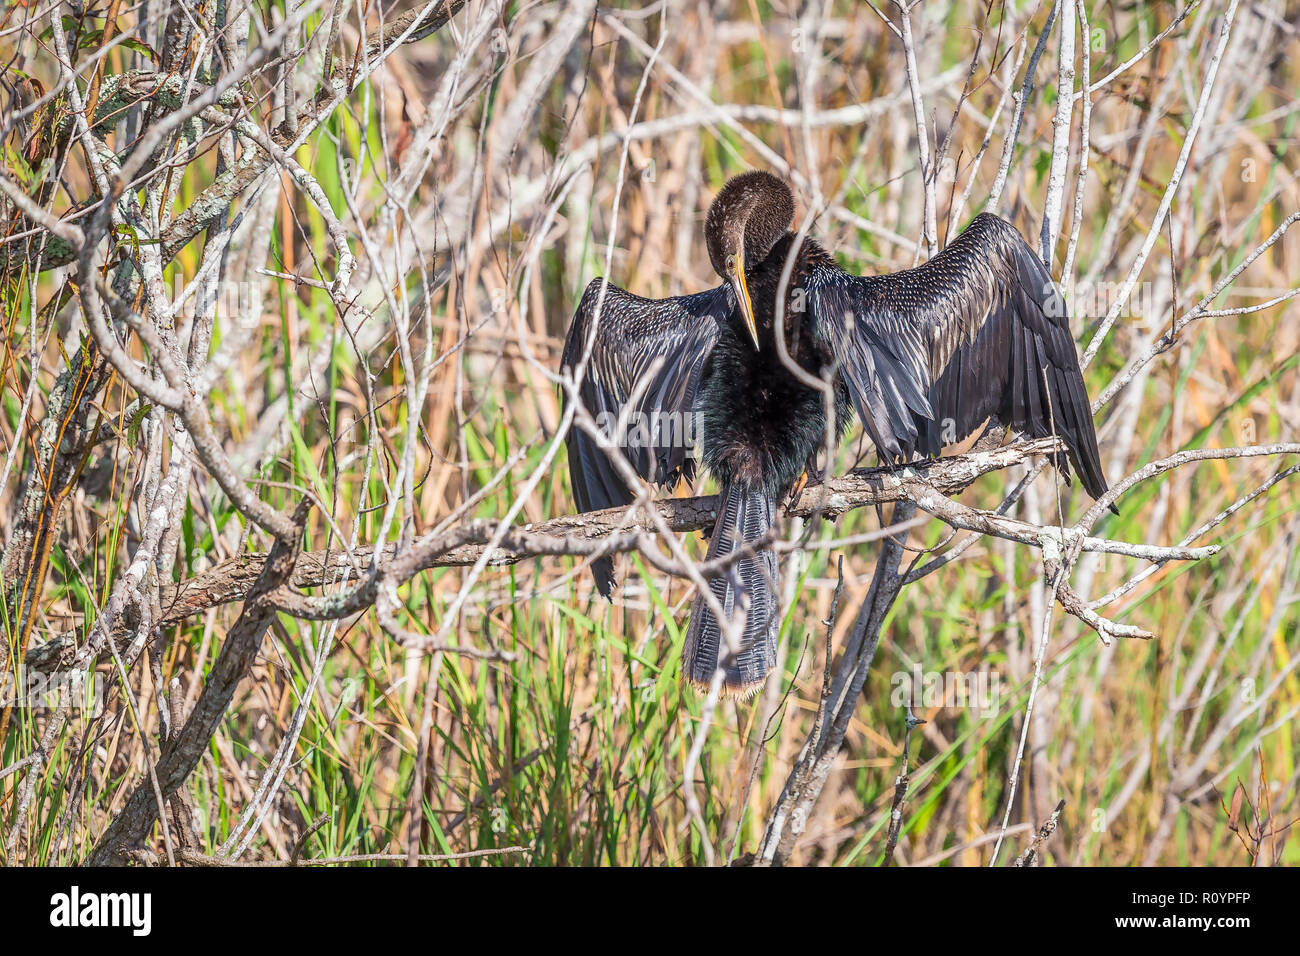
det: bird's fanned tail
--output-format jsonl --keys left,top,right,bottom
{"left": 683, "top": 482, "right": 780, "bottom": 696}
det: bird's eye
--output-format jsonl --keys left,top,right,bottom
{"left": 726, "top": 255, "right": 735, "bottom": 273}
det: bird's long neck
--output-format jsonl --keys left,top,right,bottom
{"left": 743, "top": 232, "right": 814, "bottom": 345}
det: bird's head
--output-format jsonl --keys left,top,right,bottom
{"left": 705, "top": 171, "right": 795, "bottom": 349}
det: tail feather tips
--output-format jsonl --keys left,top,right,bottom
{"left": 682, "top": 483, "right": 780, "bottom": 696}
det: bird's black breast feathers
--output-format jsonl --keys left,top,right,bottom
{"left": 697, "top": 328, "right": 824, "bottom": 498}
{"left": 697, "top": 234, "right": 849, "bottom": 499}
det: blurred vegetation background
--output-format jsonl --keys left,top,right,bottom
{"left": 0, "top": 0, "right": 1297, "bottom": 865}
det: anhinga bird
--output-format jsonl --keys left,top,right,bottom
{"left": 561, "top": 171, "right": 1108, "bottom": 696}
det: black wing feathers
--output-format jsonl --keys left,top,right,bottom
{"left": 560, "top": 278, "right": 730, "bottom": 596}
{"left": 811, "top": 212, "right": 1109, "bottom": 502}
{"left": 811, "top": 279, "right": 933, "bottom": 461}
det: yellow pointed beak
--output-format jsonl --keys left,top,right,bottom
{"left": 729, "top": 257, "right": 759, "bottom": 350}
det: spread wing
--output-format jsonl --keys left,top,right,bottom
{"left": 560, "top": 278, "right": 732, "bottom": 594}
{"left": 809, "top": 212, "right": 1109, "bottom": 501}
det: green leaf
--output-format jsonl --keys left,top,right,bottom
{"left": 119, "top": 37, "right": 157, "bottom": 60}
{"left": 127, "top": 403, "right": 152, "bottom": 447}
